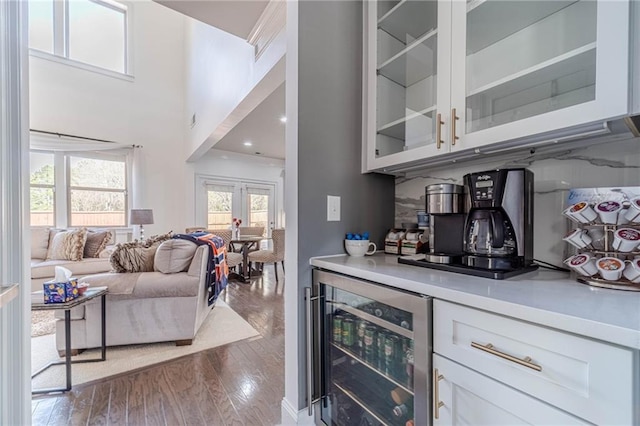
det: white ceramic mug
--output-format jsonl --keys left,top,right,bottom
{"left": 566, "top": 201, "right": 598, "bottom": 224}
{"left": 595, "top": 200, "right": 623, "bottom": 224}
{"left": 596, "top": 257, "right": 625, "bottom": 281}
{"left": 612, "top": 228, "right": 640, "bottom": 252}
{"left": 562, "top": 229, "right": 592, "bottom": 249}
{"left": 345, "top": 239, "right": 377, "bottom": 257}
{"left": 624, "top": 197, "right": 640, "bottom": 223}
{"left": 623, "top": 259, "right": 640, "bottom": 283}
{"left": 564, "top": 253, "right": 598, "bottom": 277}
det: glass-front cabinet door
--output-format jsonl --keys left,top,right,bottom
{"left": 364, "top": 0, "right": 452, "bottom": 171}
{"left": 312, "top": 270, "right": 431, "bottom": 426}
{"left": 450, "top": 0, "right": 630, "bottom": 152}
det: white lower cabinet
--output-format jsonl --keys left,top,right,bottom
{"left": 433, "top": 354, "right": 589, "bottom": 426}
{"left": 433, "top": 300, "right": 636, "bottom": 425}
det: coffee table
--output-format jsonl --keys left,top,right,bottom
{"left": 31, "top": 287, "right": 108, "bottom": 394}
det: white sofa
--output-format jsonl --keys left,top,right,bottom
{"left": 54, "top": 241, "right": 214, "bottom": 352}
{"left": 30, "top": 227, "right": 116, "bottom": 292}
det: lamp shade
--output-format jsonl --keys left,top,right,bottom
{"left": 130, "top": 209, "right": 154, "bottom": 225}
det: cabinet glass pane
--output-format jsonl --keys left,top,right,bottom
{"left": 465, "top": 0, "right": 597, "bottom": 133}
{"left": 376, "top": 0, "right": 438, "bottom": 159}
{"left": 321, "top": 285, "right": 415, "bottom": 426}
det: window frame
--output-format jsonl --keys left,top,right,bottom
{"left": 66, "top": 152, "right": 129, "bottom": 228}
{"left": 28, "top": 0, "right": 134, "bottom": 80}
{"left": 29, "top": 151, "right": 56, "bottom": 228}
{"left": 29, "top": 149, "right": 132, "bottom": 229}
{"left": 196, "top": 175, "right": 277, "bottom": 232}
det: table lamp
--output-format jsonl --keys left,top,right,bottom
{"left": 130, "top": 209, "right": 154, "bottom": 240}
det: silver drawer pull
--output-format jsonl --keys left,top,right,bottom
{"left": 471, "top": 341, "right": 542, "bottom": 372}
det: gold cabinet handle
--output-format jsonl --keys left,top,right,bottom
{"left": 451, "top": 108, "right": 459, "bottom": 145}
{"left": 471, "top": 342, "right": 542, "bottom": 372}
{"left": 433, "top": 368, "right": 445, "bottom": 419}
{"left": 436, "top": 113, "right": 444, "bottom": 149}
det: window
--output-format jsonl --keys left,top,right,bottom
{"left": 201, "top": 178, "right": 275, "bottom": 235}
{"left": 28, "top": 0, "right": 129, "bottom": 75}
{"left": 29, "top": 151, "right": 129, "bottom": 228}
{"left": 30, "top": 152, "right": 55, "bottom": 227}
{"left": 207, "top": 185, "right": 234, "bottom": 229}
{"left": 69, "top": 156, "right": 127, "bottom": 226}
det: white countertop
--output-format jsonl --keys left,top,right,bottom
{"left": 310, "top": 254, "right": 640, "bottom": 350}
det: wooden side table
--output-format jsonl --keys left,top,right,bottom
{"left": 31, "top": 287, "right": 108, "bottom": 394}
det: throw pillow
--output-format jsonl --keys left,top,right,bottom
{"left": 46, "top": 228, "right": 88, "bottom": 261}
{"left": 83, "top": 230, "right": 113, "bottom": 258}
{"left": 154, "top": 239, "right": 197, "bottom": 274}
{"left": 110, "top": 232, "right": 173, "bottom": 273}
{"left": 31, "top": 228, "right": 51, "bottom": 260}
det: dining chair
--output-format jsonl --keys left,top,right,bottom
{"left": 184, "top": 228, "right": 242, "bottom": 271}
{"left": 248, "top": 228, "right": 285, "bottom": 281}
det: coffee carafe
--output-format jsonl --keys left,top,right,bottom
{"left": 463, "top": 169, "right": 534, "bottom": 270}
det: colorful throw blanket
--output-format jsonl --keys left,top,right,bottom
{"left": 173, "top": 232, "right": 229, "bottom": 306}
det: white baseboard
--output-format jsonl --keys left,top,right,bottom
{"left": 280, "top": 398, "right": 315, "bottom": 425}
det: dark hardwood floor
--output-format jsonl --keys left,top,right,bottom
{"left": 31, "top": 267, "right": 285, "bottom": 426}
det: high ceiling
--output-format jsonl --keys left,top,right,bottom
{"left": 156, "top": 0, "right": 285, "bottom": 161}
{"left": 155, "top": 0, "right": 269, "bottom": 39}
{"left": 213, "top": 83, "right": 286, "bottom": 160}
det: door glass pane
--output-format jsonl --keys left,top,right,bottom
{"left": 68, "top": 0, "right": 126, "bottom": 73}
{"left": 248, "top": 193, "right": 268, "bottom": 233}
{"left": 28, "top": 0, "right": 54, "bottom": 53}
{"left": 207, "top": 190, "right": 233, "bottom": 229}
{"left": 376, "top": 0, "right": 438, "bottom": 158}
{"left": 70, "top": 189, "right": 125, "bottom": 226}
{"left": 321, "top": 284, "right": 415, "bottom": 426}
{"left": 465, "top": 0, "right": 597, "bottom": 133}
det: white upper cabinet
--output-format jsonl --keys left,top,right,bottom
{"left": 363, "top": 0, "right": 631, "bottom": 173}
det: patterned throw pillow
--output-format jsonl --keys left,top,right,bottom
{"left": 46, "top": 228, "right": 88, "bottom": 261}
{"left": 109, "top": 232, "right": 173, "bottom": 273}
{"left": 83, "top": 230, "right": 113, "bottom": 258}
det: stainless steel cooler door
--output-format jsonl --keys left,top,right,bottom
{"left": 311, "top": 270, "right": 432, "bottom": 426}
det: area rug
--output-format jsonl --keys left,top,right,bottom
{"left": 31, "top": 299, "right": 260, "bottom": 389}
{"left": 31, "top": 310, "right": 56, "bottom": 337}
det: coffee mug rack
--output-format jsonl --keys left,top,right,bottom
{"left": 565, "top": 196, "right": 640, "bottom": 291}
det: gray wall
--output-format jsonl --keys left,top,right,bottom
{"left": 296, "top": 0, "right": 395, "bottom": 408}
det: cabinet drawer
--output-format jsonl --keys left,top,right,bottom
{"left": 434, "top": 300, "right": 634, "bottom": 425}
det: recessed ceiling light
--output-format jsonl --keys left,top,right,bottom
{"left": 255, "top": 152, "right": 262, "bottom": 155}
{"left": 243, "top": 141, "right": 253, "bottom": 147}
{"left": 280, "top": 116, "right": 287, "bottom": 123}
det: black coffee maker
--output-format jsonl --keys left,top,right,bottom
{"left": 463, "top": 168, "right": 535, "bottom": 271}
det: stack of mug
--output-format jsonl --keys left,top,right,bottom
{"left": 563, "top": 197, "right": 640, "bottom": 284}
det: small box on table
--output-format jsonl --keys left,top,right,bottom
{"left": 43, "top": 278, "right": 79, "bottom": 303}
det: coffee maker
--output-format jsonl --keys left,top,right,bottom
{"left": 463, "top": 168, "right": 535, "bottom": 271}
{"left": 425, "top": 183, "right": 466, "bottom": 264}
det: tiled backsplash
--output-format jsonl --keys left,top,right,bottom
{"left": 395, "top": 136, "right": 640, "bottom": 267}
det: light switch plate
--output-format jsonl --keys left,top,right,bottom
{"left": 327, "top": 195, "right": 340, "bottom": 221}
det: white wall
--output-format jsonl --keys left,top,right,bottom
{"left": 188, "top": 149, "right": 285, "bottom": 229}
{"left": 184, "top": 18, "right": 286, "bottom": 161}
{"left": 29, "top": 0, "right": 187, "bottom": 237}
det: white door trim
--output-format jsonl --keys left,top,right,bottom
{"left": 0, "top": 0, "right": 31, "bottom": 423}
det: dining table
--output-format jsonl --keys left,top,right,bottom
{"left": 228, "top": 235, "right": 267, "bottom": 282}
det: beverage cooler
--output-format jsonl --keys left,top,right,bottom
{"left": 307, "top": 270, "right": 432, "bottom": 426}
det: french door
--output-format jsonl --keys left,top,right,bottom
{"left": 204, "top": 179, "right": 275, "bottom": 235}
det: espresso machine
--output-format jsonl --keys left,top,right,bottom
{"left": 463, "top": 168, "right": 536, "bottom": 272}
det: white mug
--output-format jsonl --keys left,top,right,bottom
{"left": 564, "top": 253, "right": 598, "bottom": 277}
{"left": 624, "top": 197, "right": 640, "bottom": 223}
{"left": 345, "top": 239, "right": 377, "bottom": 257}
{"left": 566, "top": 201, "right": 598, "bottom": 224}
{"left": 596, "top": 257, "right": 625, "bottom": 281}
{"left": 623, "top": 259, "right": 640, "bottom": 283}
{"left": 595, "top": 200, "right": 623, "bottom": 225}
{"left": 612, "top": 228, "right": 640, "bottom": 253}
